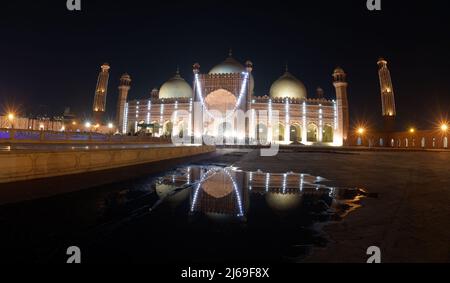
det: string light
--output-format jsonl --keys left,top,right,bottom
{"left": 146, "top": 100, "right": 151, "bottom": 125}
{"left": 223, "top": 169, "right": 244, "bottom": 217}
{"left": 123, "top": 103, "right": 128, "bottom": 133}
{"left": 195, "top": 72, "right": 249, "bottom": 122}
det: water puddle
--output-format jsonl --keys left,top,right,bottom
{"left": 88, "top": 165, "right": 369, "bottom": 262}
{"left": 0, "top": 165, "right": 370, "bottom": 263}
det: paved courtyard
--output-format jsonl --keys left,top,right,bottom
{"left": 222, "top": 148, "right": 450, "bottom": 263}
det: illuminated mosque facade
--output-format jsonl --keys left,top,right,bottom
{"left": 110, "top": 52, "right": 349, "bottom": 146}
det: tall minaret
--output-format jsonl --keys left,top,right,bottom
{"left": 377, "top": 58, "right": 396, "bottom": 131}
{"left": 333, "top": 67, "right": 349, "bottom": 145}
{"left": 92, "top": 63, "right": 110, "bottom": 123}
{"left": 116, "top": 73, "right": 131, "bottom": 134}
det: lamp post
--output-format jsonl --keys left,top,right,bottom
{"left": 356, "top": 127, "right": 365, "bottom": 146}
{"left": 85, "top": 122, "right": 91, "bottom": 132}
{"left": 8, "top": 113, "right": 15, "bottom": 129}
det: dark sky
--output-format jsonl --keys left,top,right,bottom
{"left": 0, "top": 0, "right": 449, "bottom": 129}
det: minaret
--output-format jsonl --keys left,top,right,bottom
{"left": 93, "top": 63, "right": 110, "bottom": 124}
{"left": 333, "top": 67, "right": 349, "bottom": 145}
{"left": 377, "top": 58, "right": 396, "bottom": 131}
{"left": 116, "top": 73, "right": 131, "bottom": 134}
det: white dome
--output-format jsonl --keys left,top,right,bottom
{"left": 270, "top": 71, "right": 307, "bottom": 100}
{"left": 159, "top": 71, "right": 192, "bottom": 99}
{"left": 209, "top": 56, "right": 245, "bottom": 74}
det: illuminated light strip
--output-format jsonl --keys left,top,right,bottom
{"left": 190, "top": 168, "right": 219, "bottom": 212}
{"left": 319, "top": 106, "right": 323, "bottom": 141}
{"left": 123, "top": 102, "right": 129, "bottom": 133}
{"left": 285, "top": 99, "right": 290, "bottom": 143}
{"left": 302, "top": 101, "right": 307, "bottom": 132}
{"left": 265, "top": 173, "right": 270, "bottom": 193}
{"left": 172, "top": 101, "right": 178, "bottom": 136}
{"left": 283, "top": 173, "right": 287, "bottom": 194}
{"left": 159, "top": 103, "right": 164, "bottom": 135}
{"left": 333, "top": 100, "right": 338, "bottom": 130}
{"left": 188, "top": 98, "right": 193, "bottom": 136}
{"left": 268, "top": 99, "right": 273, "bottom": 142}
{"left": 146, "top": 100, "right": 151, "bottom": 124}
{"left": 299, "top": 174, "right": 304, "bottom": 192}
{"left": 187, "top": 167, "right": 191, "bottom": 185}
{"left": 195, "top": 72, "right": 249, "bottom": 121}
{"left": 223, "top": 169, "right": 244, "bottom": 217}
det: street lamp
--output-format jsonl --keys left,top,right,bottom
{"left": 357, "top": 127, "right": 365, "bottom": 135}
{"left": 85, "top": 122, "right": 91, "bottom": 131}
{"left": 7, "top": 113, "right": 15, "bottom": 128}
{"left": 108, "top": 123, "right": 114, "bottom": 129}
{"left": 409, "top": 128, "right": 415, "bottom": 134}
{"left": 441, "top": 124, "right": 448, "bottom": 132}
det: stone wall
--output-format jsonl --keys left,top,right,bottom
{"left": 0, "top": 145, "right": 215, "bottom": 183}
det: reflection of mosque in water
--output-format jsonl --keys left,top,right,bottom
{"left": 154, "top": 166, "right": 337, "bottom": 219}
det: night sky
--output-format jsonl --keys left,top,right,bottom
{"left": 0, "top": 0, "right": 449, "bottom": 130}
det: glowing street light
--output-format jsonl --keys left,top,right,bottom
{"left": 357, "top": 127, "right": 365, "bottom": 135}
{"left": 409, "top": 128, "right": 415, "bottom": 134}
{"left": 108, "top": 123, "right": 114, "bottom": 129}
{"left": 7, "top": 113, "right": 15, "bottom": 129}
{"left": 85, "top": 122, "right": 91, "bottom": 129}
{"left": 441, "top": 124, "right": 449, "bottom": 132}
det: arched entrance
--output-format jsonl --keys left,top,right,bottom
{"left": 163, "top": 121, "right": 173, "bottom": 137}
{"left": 273, "top": 123, "right": 285, "bottom": 142}
{"left": 289, "top": 124, "right": 302, "bottom": 143}
{"left": 307, "top": 123, "right": 318, "bottom": 142}
{"left": 322, "top": 124, "right": 333, "bottom": 143}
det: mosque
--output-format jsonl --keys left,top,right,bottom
{"left": 96, "top": 51, "right": 350, "bottom": 146}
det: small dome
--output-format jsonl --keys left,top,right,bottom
{"left": 159, "top": 71, "right": 192, "bottom": 99}
{"left": 270, "top": 71, "right": 307, "bottom": 100}
{"left": 209, "top": 56, "right": 245, "bottom": 74}
{"left": 333, "top": 67, "right": 345, "bottom": 74}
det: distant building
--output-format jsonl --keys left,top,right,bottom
{"left": 0, "top": 115, "right": 64, "bottom": 131}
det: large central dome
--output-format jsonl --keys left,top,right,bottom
{"left": 209, "top": 54, "right": 245, "bottom": 75}
{"left": 159, "top": 70, "right": 193, "bottom": 99}
{"left": 270, "top": 71, "right": 307, "bottom": 100}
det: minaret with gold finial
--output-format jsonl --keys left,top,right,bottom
{"left": 333, "top": 67, "right": 349, "bottom": 145}
{"left": 377, "top": 58, "right": 396, "bottom": 131}
{"left": 93, "top": 63, "right": 110, "bottom": 123}
{"left": 116, "top": 73, "right": 131, "bottom": 133}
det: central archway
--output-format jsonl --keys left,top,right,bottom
{"left": 204, "top": 89, "right": 237, "bottom": 115}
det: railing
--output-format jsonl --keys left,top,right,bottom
{"left": 0, "top": 128, "right": 171, "bottom": 144}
